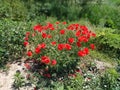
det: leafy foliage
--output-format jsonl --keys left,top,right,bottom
{"left": 13, "top": 71, "right": 25, "bottom": 89}
{"left": 94, "top": 28, "right": 120, "bottom": 59}
{"left": 0, "top": 19, "right": 26, "bottom": 67}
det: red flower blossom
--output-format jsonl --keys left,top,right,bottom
{"left": 60, "top": 29, "right": 65, "bottom": 34}
{"left": 24, "top": 41, "right": 29, "bottom": 47}
{"left": 24, "top": 37, "right": 29, "bottom": 41}
{"left": 26, "top": 32, "right": 30, "bottom": 37}
{"left": 76, "top": 42, "right": 81, "bottom": 47}
{"left": 41, "top": 56, "right": 50, "bottom": 64}
{"left": 78, "top": 50, "right": 85, "bottom": 57}
{"left": 62, "top": 22, "right": 66, "bottom": 25}
{"left": 51, "top": 60, "right": 57, "bottom": 66}
{"left": 90, "top": 44, "right": 95, "bottom": 50}
{"left": 58, "top": 44, "right": 65, "bottom": 50}
{"left": 56, "top": 21, "right": 60, "bottom": 24}
{"left": 87, "top": 33, "right": 91, "bottom": 39}
{"left": 80, "top": 25, "right": 88, "bottom": 31}
{"left": 68, "top": 38, "right": 74, "bottom": 44}
{"left": 75, "top": 30, "right": 81, "bottom": 37}
{"left": 41, "top": 43, "right": 46, "bottom": 49}
{"left": 78, "top": 36, "right": 84, "bottom": 42}
{"left": 50, "top": 27, "right": 55, "bottom": 30}
{"left": 82, "top": 30, "right": 88, "bottom": 35}
{"left": 33, "top": 24, "right": 42, "bottom": 31}
{"left": 47, "top": 22, "right": 54, "bottom": 30}
{"left": 91, "top": 33, "right": 96, "bottom": 37}
{"left": 42, "top": 32, "right": 47, "bottom": 38}
{"left": 27, "top": 51, "right": 32, "bottom": 57}
{"left": 51, "top": 41, "right": 56, "bottom": 46}
{"left": 83, "top": 48, "right": 89, "bottom": 54}
{"left": 37, "top": 44, "right": 42, "bottom": 49}
{"left": 47, "top": 34, "right": 52, "bottom": 38}
{"left": 65, "top": 44, "right": 72, "bottom": 50}
{"left": 83, "top": 38, "right": 88, "bottom": 42}
{"left": 35, "top": 47, "right": 41, "bottom": 54}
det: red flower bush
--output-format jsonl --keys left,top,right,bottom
{"left": 24, "top": 21, "right": 96, "bottom": 78}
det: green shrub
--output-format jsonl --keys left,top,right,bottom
{"left": 0, "top": 19, "right": 27, "bottom": 67}
{"left": 100, "top": 69, "right": 120, "bottom": 90}
{"left": 94, "top": 28, "right": 120, "bottom": 59}
{"left": 0, "top": 0, "right": 27, "bottom": 20}
{"left": 81, "top": 1, "right": 120, "bottom": 29}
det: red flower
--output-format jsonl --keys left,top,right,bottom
{"left": 27, "top": 51, "right": 32, "bottom": 57}
{"left": 60, "top": 29, "right": 65, "bottom": 34}
{"left": 90, "top": 44, "right": 95, "bottom": 50}
{"left": 24, "top": 63, "right": 31, "bottom": 70}
{"left": 76, "top": 42, "right": 81, "bottom": 47}
{"left": 68, "top": 38, "right": 74, "bottom": 44}
{"left": 24, "top": 41, "right": 29, "bottom": 47}
{"left": 62, "top": 22, "right": 66, "bottom": 25}
{"left": 26, "top": 32, "right": 30, "bottom": 37}
{"left": 51, "top": 41, "right": 56, "bottom": 46}
{"left": 42, "top": 32, "right": 47, "bottom": 38}
{"left": 33, "top": 24, "right": 42, "bottom": 31}
{"left": 47, "top": 22, "right": 54, "bottom": 30}
{"left": 47, "top": 34, "right": 52, "bottom": 38}
{"left": 65, "top": 44, "right": 72, "bottom": 50}
{"left": 91, "top": 33, "right": 96, "bottom": 37}
{"left": 24, "top": 37, "right": 29, "bottom": 41}
{"left": 80, "top": 25, "right": 88, "bottom": 31}
{"left": 78, "top": 50, "right": 85, "bottom": 57}
{"left": 37, "top": 44, "right": 42, "bottom": 49}
{"left": 83, "top": 48, "right": 89, "bottom": 54}
{"left": 35, "top": 47, "right": 41, "bottom": 54}
{"left": 41, "top": 43, "right": 46, "bottom": 49}
{"left": 83, "top": 38, "right": 88, "bottom": 42}
{"left": 56, "top": 21, "right": 60, "bottom": 24}
{"left": 58, "top": 44, "right": 65, "bottom": 50}
{"left": 50, "top": 27, "right": 55, "bottom": 30}
{"left": 75, "top": 30, "right": 81, "bottom": 37}
{"left": 51, "top": 60, "right": 57, "bottom": 66}
{"left": 41, "top": 56, "right": 50, "bottom": 64}
{"left": 78, "top": 36, "right": 84, "bottom": 42}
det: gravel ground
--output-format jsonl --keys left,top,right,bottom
{"left": 0, "top": 58, "right": 34, "bottom": 90}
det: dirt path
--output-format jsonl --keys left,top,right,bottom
{"left": 0, "top": 61, "right": 27, "bottom": 90}
{"left": 0, "top": 59, "right": 114, "bottom": 90}
{"left": 0, "top": 59, "right": 34, "bottom": 90}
